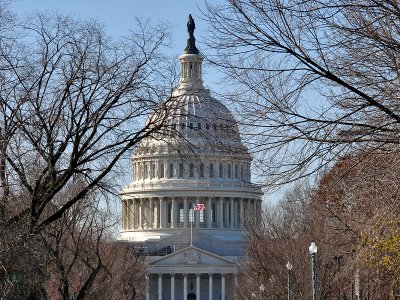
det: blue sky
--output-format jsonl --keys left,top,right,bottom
{"left": 10, "top": 0, "right": 284, "bottom": 204}
{"left": 10, "top": 1, "right": 220, "bottom": 78}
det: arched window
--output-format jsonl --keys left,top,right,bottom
{"left": 235, "top": 164, "right": 239, "bottom": 179}
{"left": 241, "top": 165, "right": 244, "bottom": 179}
{"left": 199, "top": 163, "right": 204, "bottom": 178}
{"left": 197, "top": 123, "right": 201, "bottom": 130}
{"left": 179, "top": 163, "right": 184, "bottom": 178}
{"left": 189, "top": 163, "right": 194, "bottom": 178}
{"left": 189, "top": 123, "right": 193, "bottom": 130}
{"left": 150, "top": 163, "right": 155, "bottom": 179}
{"left": 144, "top": 163, "right": 148, "bottom": 178}
{"left": 219, "top": 163, "right": 224, "bottom": 178}
{"left": 209, "top": 163, "right": 214, "bottom": 178}
{"left": 168, "top": 203, "right": 172, "bottom": 223}
{"left": 227, "top": 164, "right": 232, "bottom": 178}
{"left": 206, "top": 123, "right": 210, "bottom": 130}
{"left": 189, "top": 63, "right": 193, "bottom": 77}
{"left": 160, "top": 163, "right": 164, "bottom": 178}
{"left": 169, "top": 163, "right": 174, "bottom": 178}
{"left": 178, "top": 203, "right": 184, "bottom": 223}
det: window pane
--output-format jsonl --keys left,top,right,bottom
{"left": 179, "top": 163, "right": 184, "bottom": 178}
{"left": 189, "top": 163, "right": 194, "bottom": 177}
{"left": 160, "top": 163, "right": 164, "bottom": 178}
{"left": 179, "top": 203, "right": 184, "bottom": 223}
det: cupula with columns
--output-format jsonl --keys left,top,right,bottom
{"left": 120, "top": 15, "right": 262, "bottom": 300}
{"left": 120, "top": 15, "right": 262, "bottom": 249}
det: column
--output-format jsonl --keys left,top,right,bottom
{"left": 230, "top": 197, "right": 234, "bottom": 228}
{"left": 195, "top": 197, "right": 200, "bottom": 228}
{"left": 143, "top": 198, "right": 148, "bottom": 229}
{"left": 139, "top": 198, "right": 143, "bottom": 229}
{"left": 183, "top": 274, "right": 188, "bottom": 300}
{"left": 149, "top": 197, "right": 154, "bottom": 228}
{"left": 133, "top": 199, "right": 137, "bottom": 229}
{"left": 184, "top": 197, "right": 189, "bottom": 228}
{"left": 160, "top": 198, "right": 165, "bottom": 229}
{"left": 208, "top": 273, "right": 213, "bottom": 300}
{"left": 207, "top": 197, "right": 212, "bottom": 228}
{"left": 219, "top": 197, "right": 224, "bottom": 228}
{"left": 221, "top": 273, "right": 226, "bottom": 300}
{"left": 224, "top": 197, "right": 230, "bottom": 228}
{"left": 122, "top": 200, "right": 128, "bottom": 230}
{"left": 196, "top": 273, "right": 201, "bottom": 300}
{"left": 171, "top": 197, "right": 177, "bottom": 228}
{"left": 170, "top": 273, "right": 175, "bottom": 300}
{"left": 240, "top": 198, "right": 244, "bottom": 228}
{"left": 158, "top": 274, "right": 162, "bottom": 300}
{"left": 129, "top": 199, "right": 134, "bottom": 229}
{"left": 153, "top": 198, "right": 158, "bottom": 228}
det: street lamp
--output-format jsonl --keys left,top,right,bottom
{"left": 260, "top": 284, "right": 265, "bottom": 300}
{"left": 309, "top": 242, "right": 318, "bottom": 300}
{"left": 286, "top": 261, "right": 293, "bottom": 300}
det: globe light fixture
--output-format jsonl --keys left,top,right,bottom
{"left": 286, "top": 261, "right": 292, "bottom": 300}
{"left": 309, "top": 242, "right": 318, "bottom": 300}
{"left": 260, "top": 284, "right": 266, "bottom": 300}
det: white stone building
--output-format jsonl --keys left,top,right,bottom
{"left": 120, "top": 15, "right": 262, "bottom": 300}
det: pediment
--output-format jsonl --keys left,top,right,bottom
{"left": 150, "top": 245, "right": 237, "bottom": 267}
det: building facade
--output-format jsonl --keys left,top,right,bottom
{"left": 120, "top": 15, "right": 262, "bottom": 300}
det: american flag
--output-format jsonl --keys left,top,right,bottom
{"left": 193, "top": 203, "right": 206, "bottom": 211}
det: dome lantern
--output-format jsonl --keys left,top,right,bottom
{"left": 175, "top": 15, "right": 205, "bottom": 94}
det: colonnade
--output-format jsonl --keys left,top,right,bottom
{"left": 122, "top": 196, "right": 261, "bottom": 230}
{"left": 146, "top": 272, "right": 231, "bottom": 300}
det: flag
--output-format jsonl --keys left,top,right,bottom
{"left": 193, "top": 203, "right": 206, "bottom": 211}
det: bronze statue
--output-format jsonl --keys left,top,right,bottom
{"left": 187, "top": 14, "right": 195, "bottom": 36}
{"left": 184, "top": 14, "right": 199, "bottom": 54}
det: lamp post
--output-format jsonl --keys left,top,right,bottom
{"left": 309, "top": 242, "right": 318, "bottom": 300}
{"left": 260, "top": 284, "right": 265, "bottom": 300}
{"left": 286, "top": 261, "right": 292, "bottom": 300}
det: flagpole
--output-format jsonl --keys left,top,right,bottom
{"left": 190, "top": 207, "right": 193, "bottom": 246}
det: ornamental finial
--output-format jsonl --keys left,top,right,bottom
{"left": 187, "top": 14, "right": 195, "bottom": 36}
{"left": 184, "top": 14, "right": 199, "bottom": 54}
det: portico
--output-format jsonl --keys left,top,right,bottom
{"left": 146, "top": 245, "right": 238, "bottom": 300}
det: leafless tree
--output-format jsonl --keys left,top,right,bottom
{"left": 237, "top": 183, "right": 350, "bottom": 300}
{"left": 0, "top": 7, "right": 174, "bottom": 299}
{"left": 203, "top": 0, "right": 400, "bottom": 186}
{"left": 0, "top": 11, "right": 173, "bottom": 234}
{"left": 40, "top": 181, "right": 147, "bottom": 300}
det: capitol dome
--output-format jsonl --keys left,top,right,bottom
{"left": 119, "top": 15, "right": 262, "bottom": 300}
{"left": 120, "top": 18, "right": 261, "bottom": 244}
